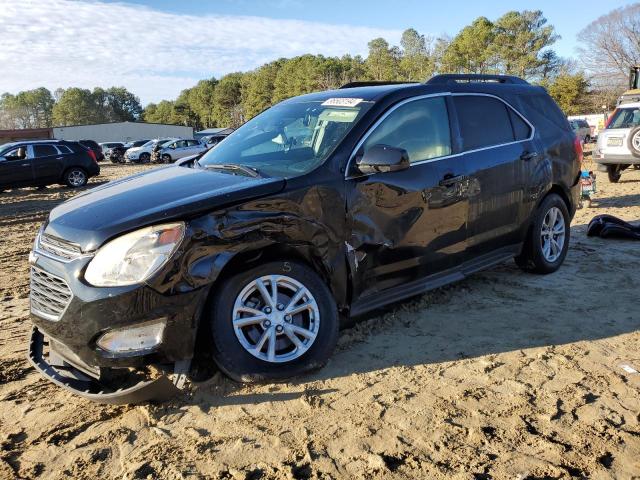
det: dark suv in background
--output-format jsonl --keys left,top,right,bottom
{"left": 0, "top": 140, "right": 100, "bottom": 190}
{"left": 79, "top": 140, "right": 104, "bottom": 162}
{"left": 28, "top": 75, "right": 581, "bottom": 403}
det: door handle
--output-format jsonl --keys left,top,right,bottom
{"left": 56, "top": 156, "right": 64, "bottom": 160}
{"left": 439, "top": 174, "right": 464, "bottom": 187}
{"left": 520, "top": 151, "right": 538, "bottom": 161}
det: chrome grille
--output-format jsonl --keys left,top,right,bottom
{"left": 30, "top": 267, "right": 73, "bottom": 321}
{"left": 38, "top": 234, "right": 83, "bottom": 261}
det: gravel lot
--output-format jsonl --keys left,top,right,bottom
{"left": 1, "top": 159, "right": 639, "bottom": 479}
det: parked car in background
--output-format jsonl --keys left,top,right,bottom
{"left": 201, "top": 132, "right": 232, "bottom": 149}
{"left": 125, "top": 138, "right": 175, "bottom": 163}
{"left": 99, "top": 142, "right": 124, "bottom": 159}
{"left": 569, "top": 119, "right": 592, "bottom": 144}
{"left": 27, "top": 75, "right": 581, "bottom": 403}
{"left": 0, "top": 140, "right": 99, "bottom": 190}
{"left": 79, "top": 139, "right": 104, "bottom": 162}
{"left": 108, "top": 139, "right": 151, "bottom": 163}
{"left": 593, "top": 102, "right": 640, "bottom": 182}
{"left": 149, "top": 138, "right": 181, "bottom": 163}
{"left": 157, "top": 139, "right": 207, "bottom": 163}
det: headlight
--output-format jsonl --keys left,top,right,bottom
{"left": 84, "top": 222, "right": 184, "bottom": 287}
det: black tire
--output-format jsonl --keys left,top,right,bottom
{"left": 161, "top": 154, "right": 172, "bottom": 164}
{"left": 139, "top": 152, "right": 150, "bottom": 163}
{"left": 63, "top": 167, "right": 88, "bottom": 188}
{"left": 634, "top": 165, "right": 640, "bottom": 170}
{"left": 208, "top": 260, "right": 339, "bottom": 383}
{"left": 607, "top": 165, "right": 622, "bottom": 183}
{"left": 515, "top": 193, "right": 570, "bottom": 274}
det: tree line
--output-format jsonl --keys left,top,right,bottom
{"left": 1, "top": 7, "right": 635, "bottom": 131}
{"left": 0, "top": 87, "right": 142, "bottom": 130}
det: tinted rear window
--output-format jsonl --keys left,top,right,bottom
{"left": 454, "top": 96, "right": 515, "bottom": 150}
{"left": 33, "top": 145, "right": 58, "bottom": 157}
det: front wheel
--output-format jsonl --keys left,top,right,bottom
{"left": 208, "top": 260, "right": 339, "bottom": 382}
{"left": 64, "top": 168, "right": 88, "bottom": 188}
{"left": 515, "top": 194, "right": 570, "bottom": 274}
{"left": 161, "top": 154, "right": 172, "bottom": 163}
{"left": 139, "top": 152, "right": 150, "bottom": 163}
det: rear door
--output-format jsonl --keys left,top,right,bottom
{"left": 453, "top": 94, "right": 535, "bottom": 256}
{"left": 0, "top": 145, "right": 34, "bottom": 188}
{"left": 32, "top": 144, "right": 66, "bottom": 184}
{"left": 347, "top": 94, "right": 471, "bottom": 299}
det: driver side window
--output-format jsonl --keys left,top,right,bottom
{"left": 363, "top": 96, "right": 452, "bottom": 163}
{"left": 2, "top": 146, "right": 29, "bottom": 161}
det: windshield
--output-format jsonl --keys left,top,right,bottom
{"left": 607, "top": 107, "right": 640, "bottom": 129}
{"left": 198, "top": 99, "right": 372, "bottom": 177}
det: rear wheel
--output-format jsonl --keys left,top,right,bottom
{"left": 64, "top": 168, "right": 88, "bottom": 188}
{"left": 515, "top": 193, "right": 570, "bottom": 274}
{"left": 208, "top": 260, "right": 339, "bottom": 382}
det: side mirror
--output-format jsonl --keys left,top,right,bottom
{"left": 356, "top": 145, "right": 410, "bottom": 174}
{"left": 0, "top": 156, "right": 6, "bottom": 163}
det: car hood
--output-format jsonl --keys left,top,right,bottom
{"left": 44, "top": 165, "right": 285, "bottom": 251}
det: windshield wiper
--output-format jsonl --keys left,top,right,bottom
{"left": 202, "top": 163, "right": 264, "bottom": 178}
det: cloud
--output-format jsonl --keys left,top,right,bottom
{"left": 0, "top": 0, "right": 401, "bottom": 104}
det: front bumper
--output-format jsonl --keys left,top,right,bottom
{"left": 594, "top": 153, "right": 640, "bottom": 165}
{"left": 29, "top": 251, "right": 209, "bottom": 370}
{"left": 28, "top": 327, "right": 181, "bottom": 404}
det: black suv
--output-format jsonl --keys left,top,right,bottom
{"left": 28, "top": 75, "right": 581, "bottom": 403}
{"left": 0, "top": 140, "right": 100, "bottom": 190}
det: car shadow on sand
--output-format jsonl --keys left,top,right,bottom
{"left": 588, "top": 192, "right": 640, "bottom": 209}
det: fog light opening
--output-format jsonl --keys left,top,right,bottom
{"left": 97, "top": 319, "right": 166, "bottom": 354}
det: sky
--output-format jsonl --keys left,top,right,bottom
{"left": 0, "top": 0, "right": 635, "bottom": 105}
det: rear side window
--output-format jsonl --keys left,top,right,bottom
{"left": 57, "top": 145, "right": 73, "bottom": 154}
{"left": 454, "top": 96, "right": 515, "bottom": 150}
{"left": 363, "top": 96, "right": 452, "bottom": 163}
{"left": 509, "top": 109, "right": 532, "bottom": 141}
{"left": 33, "top": 145, "right": 59, "bottom": 157}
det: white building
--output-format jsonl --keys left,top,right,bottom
{"left": 53, "top": 121, "right": 193, "bottom": 143}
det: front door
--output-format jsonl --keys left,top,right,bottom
{"left": 346, "top": 95, "right": 470, "bottom": 300}
{"left": 0, "top": 145, "right": 34, "bottom": 189}
{"left": 452, "top": 94, "right": 534, "bottom": 255}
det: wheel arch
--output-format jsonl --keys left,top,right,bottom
{"left": 211, "top": 243, "right": 349, "bottom": 311}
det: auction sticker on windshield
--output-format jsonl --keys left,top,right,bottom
{"left": 321, "top": 98, "right": 363, "bottom": 107}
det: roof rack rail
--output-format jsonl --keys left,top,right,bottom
{"left": 426, "top": 74, "right": 529, "bottom": 85}
{"left": 339, "top": 81, "right": 418, "bottom": 89}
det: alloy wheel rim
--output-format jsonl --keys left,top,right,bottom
{"left": 632, "top": 131, "right": 640, "bottom": 150}
{"left": 540, "top": 206, "right": 565, "bottom": 263}
{"left": 69, "top": 170, "right": 85, "bottom": 186}
{"left": 232, "top": 274, "right": 320, "bottom": 363}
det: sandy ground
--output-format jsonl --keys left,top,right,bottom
{"left": 1, "top": 157, "right": 639, "bottom": 480}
